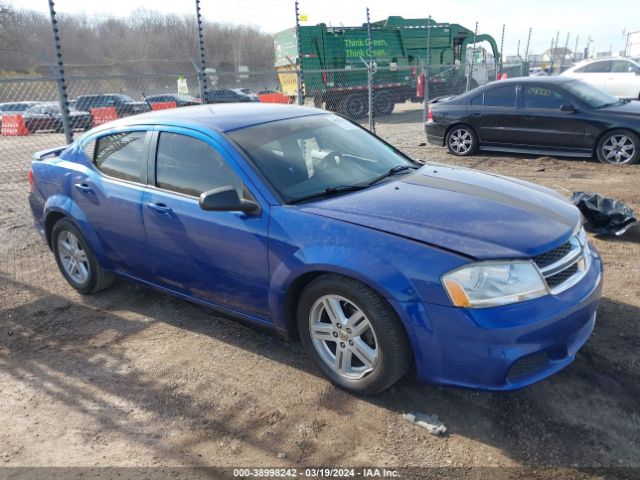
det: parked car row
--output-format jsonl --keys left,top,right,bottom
{"left": 1, "top": 88, "right": 272, "bottom": 134}
{"left": 0, "top": 101, "right": 91, "bottom": 132}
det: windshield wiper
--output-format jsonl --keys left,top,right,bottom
{"left": 289, "top": 185, "right": 368, "bottom": 205}
{"left": 368, "top": 165, "right": 420, "bottom": 186}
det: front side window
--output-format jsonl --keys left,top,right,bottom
{"left": 228, "top": 114, "right": 415, "bottom": 203}
{"left": 523, "top": 86, "right": 569, "bottom": 109}
{"left": 611, "top": 60, "right": 638, "bottom": 73}
{"left": 94, "top": 131, "right": 146, "bottom": 182}
{"left": 483, "top": 86, "right": 516, "bottom": 107}
{"left": 156, "top": 132, "right": 242, "bottom": 197}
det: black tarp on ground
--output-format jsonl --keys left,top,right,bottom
{"left": 571, "top": 192, "right": 638, "bottom": 236}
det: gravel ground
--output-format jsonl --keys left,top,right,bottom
{"left": 0, "top": 105, "right": 639, "bottom": 479}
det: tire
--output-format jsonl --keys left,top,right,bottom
{"left": 297, "top": 274, "right": 411, "bottom": 394}
{"left": 446, "top": 124, "right": 478, "bottom": 156}
{"left": 373, "top": 90, "right": 395, "bottom": 116}
{"left": 596, "top": 129, "right": 640, "bottom": 165}
{"left": 338, "top": 93, "right": 368, "bottom": 119}
{"left": 51, "top": 218, "right": 114, "bottom": 294}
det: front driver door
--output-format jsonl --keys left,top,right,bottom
{"left": 515, "top": 83, "right": 589, "bottom": 153}
{"left": 142, "top": 128, "right": 270, "bottom": 319}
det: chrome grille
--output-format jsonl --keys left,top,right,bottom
{"left": 533, "top": 227, "right": 590, "bottom": 294}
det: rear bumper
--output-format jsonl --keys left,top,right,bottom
{"left": 425, "top": 122, "right": 445, "bottom": 146}
{"left": 393, "top": 247, "right": 603, "bottom": 390}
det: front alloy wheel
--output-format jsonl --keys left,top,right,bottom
{"left": 597, "top": 130, "right": 640, "bottom": 164}
{"left": 309, "top": 295, "right": 379, "bottom": 380}
{"left": 298, "top": 274, "right": 410, "bottom": 394}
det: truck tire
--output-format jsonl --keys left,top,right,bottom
{"left": 374, "top": 91, "right": 395, "bottom": 116}
{"left": 338, "top": 94, "right": 368, "bottom": 119}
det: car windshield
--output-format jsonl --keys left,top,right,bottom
{"left": 228, "top": 114, "right": 417, "bottom": 203}
{"left": 116, "top": 94, "right": 135, "bottom": 102}
{"left": 563, "top": 79, "right": 620, "bottom": 108}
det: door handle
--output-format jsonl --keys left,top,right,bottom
{"left": 74, "top": 183, "right": 93, "bottom": 194}
{"left": 524, "top": 115, "right": 535, "bottom": 119}
{"left": 472, "top": 112, "right": 482, "bottom": 116}
{"left": 146, "top": 202, "right": 173, "bottom": 214}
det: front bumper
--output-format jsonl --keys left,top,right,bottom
{"left": 425, "top": 122, "right": 446, "bottom": 146}
{"left": 393, "top": 247, "right": 603, "bottom": 390}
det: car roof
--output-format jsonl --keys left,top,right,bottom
{"left": 98, "top": 103, "right": 325, "bottom": 133}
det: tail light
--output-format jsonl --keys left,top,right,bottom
{"left": 427, "top": 105, "right": 433, "bottom": 122}
{"left": 28, "top": 168, "right": 34, "bottom": 191}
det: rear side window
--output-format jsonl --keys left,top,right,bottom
{"left": 483, "top": 86, "right": 516, "bottom": 107}
{"left": 94, "top": 131, "right": 146, "bottom": 182}
{"left": 523, "top": 86, "right": 569, "bottom": 109}
{"left": 155, "top": 132, "right": 241, "bottom": 197}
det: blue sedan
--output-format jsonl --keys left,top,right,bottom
{"left": 28, "top": 104, "right": 603, "bottom": 394}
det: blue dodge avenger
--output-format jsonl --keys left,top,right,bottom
{"left": 28, "top": 104, "right": 602, "bottom": 394}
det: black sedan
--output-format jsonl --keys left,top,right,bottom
{"left": 145, "top": 93, "right": 201, "bottom": 107}
{"left": 426, "top": 77, "right": 640, "bottom": 164}
{"left": 23, "top": 103, "right": 92, "bottom": 132}
{"left": 204, "top": 88, "right": 259, "bottom": 104}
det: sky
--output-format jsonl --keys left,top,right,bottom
{"left": 8, "top": 0, "right": 639, "bottom": 56}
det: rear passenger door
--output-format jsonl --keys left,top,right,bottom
{"left": 142, "top": 128, "right": 270, "bottom": 319}
{"left": 475, "top": 84, "right": 519, "bottom": 145}
{"left": 73, "top": 129, "right": 152, "bottom": 277}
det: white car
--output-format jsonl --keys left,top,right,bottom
{"left": 561, "top": 58, "right": 640, "bottom": 100}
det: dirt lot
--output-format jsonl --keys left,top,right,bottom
{"left": 1, "top": 106, "right": 639, "bottom": 479}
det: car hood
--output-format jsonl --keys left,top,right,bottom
{"left": 298, "top": 165, "right": 581, "bottom": 259}
{"left": 598, "top": 100, "right": 640, "bottom": 115}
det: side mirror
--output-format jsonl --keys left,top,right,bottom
{"left": 560, "top": 104, "right": 577, "bottom": 113}
{"left": 199, "top": 186, "right": 260, "bottom": 215}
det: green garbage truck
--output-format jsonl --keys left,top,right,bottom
{"left": 274, "top": 16, "right": 500, "bottom": 118}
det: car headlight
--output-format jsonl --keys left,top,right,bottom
{"left": 441, "top": 261, "right": 549, "bottom": 308}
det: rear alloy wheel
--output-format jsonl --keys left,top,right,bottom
{"left": 338, "top": 94, "right": 368, "bottom": 119}
{"left": 597, "top": 130, "right": 640, "bottom": 165}
{"left": 446, "top": 125, "right": 478, "bottom": 156}
{"left": 52, "top": 218, "right": 114, "bottom": 294}
{"left": 297, "top": 274, "right": 410, "bottom": 394}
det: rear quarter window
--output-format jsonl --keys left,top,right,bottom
{"left": 94, "top": 131, "right": 147, "bottom": 182}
